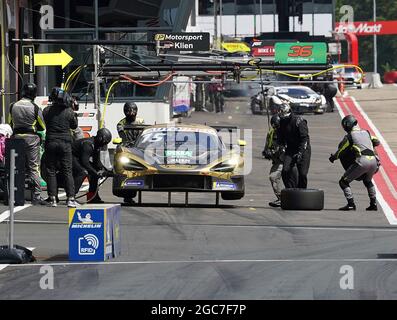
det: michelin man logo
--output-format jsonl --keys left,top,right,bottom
{"left": 77, "top": 212, "right": 93, "bottom": 223}
{"left": 78, "top": 234, "right": 99, "bottom": 255}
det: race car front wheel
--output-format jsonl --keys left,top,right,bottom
{"left": 281, "top": 188, "right": 324, "bottom": 210}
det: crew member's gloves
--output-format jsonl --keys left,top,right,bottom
{"left": 262, "top": 149, "right": 272, "bottom": 160}
{"left": 103, "top": 169, "right": 114, "bottom": 178}
{"left": 97, "top": 170, "right": 106, "bottom": 179}
{"left": 294, "top": 152, "right": 303, "bottom": 164}
{"left": 329, "top": 154, "right": 337, "bottom": 163}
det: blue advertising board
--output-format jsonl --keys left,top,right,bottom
{"left": 69, "top": 204, "right": 121, "bottom": 261}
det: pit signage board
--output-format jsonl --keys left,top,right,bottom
{"left": 275, "top": 42, "right": 327, "bottom": 64}
{"left": 154, "top": 32, "right": 210, "bottom": 51}
{"left": 22, "top": 45, "right": 35, "bottom": 74}
{"left": 252, "top": 45, "right": 275, "bottom": 57}
{"left": 335, "top": 21, "right": 397, "bottom": 36}
{"left": 221, "top": 42, "right": 250, "bottom": 53}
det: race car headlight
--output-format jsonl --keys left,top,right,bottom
{"left": 118, "top": 156, "right": 146, "bottom": 171}
{"left": 211, "top": 157, "right": 239, "bottom": 172}
{"left": 317, "top": 96, "right": 326, "bottom": 105}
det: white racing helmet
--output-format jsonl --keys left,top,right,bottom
{"left": 272, "top": 96, "right": 291, "bottom": 119}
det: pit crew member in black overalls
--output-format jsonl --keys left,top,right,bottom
{"left": 72, "top": 128, "right": 112, "bottom": 204}
{"left": 277, "top": 102, "right": 311, "bottom": 189}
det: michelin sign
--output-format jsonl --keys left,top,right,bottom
{"left": 69, "top": 205, "right": 121, "bottom": 261}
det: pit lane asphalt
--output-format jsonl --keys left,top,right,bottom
{"left": 1, "top": 97, "right": 397, "bottom": 300}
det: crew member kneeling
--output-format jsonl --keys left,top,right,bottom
{"left": 329, "top": 115, "right": 380, "bottom": 211}
{"left": 72, "top": 128, "right": 112, "bottom": 204}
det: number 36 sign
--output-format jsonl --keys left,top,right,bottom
{"left": 275, "top": 42, "right": 327, "bottom": 64}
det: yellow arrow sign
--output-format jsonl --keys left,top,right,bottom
{"left": 34, "top": 49, "right": 73, "bottom": 69}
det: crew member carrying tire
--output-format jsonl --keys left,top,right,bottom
{"left": 329, "top": 115, "right": 380, "bottom": 211}
{"left": 277, "top": 100, "right": 311, "bottom": 189}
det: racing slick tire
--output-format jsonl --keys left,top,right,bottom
{"left": 281, "top": 188, "right": 324, "bottom": 210}
{"left": 221, "top": 191, "right": 245, "bottom": 200}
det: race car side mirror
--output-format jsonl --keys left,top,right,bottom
{"left": 238, "top": 139, "right": 247, "bottom": 147}
{"left": 113, "top": 138, "right": 122, "bottom": 145}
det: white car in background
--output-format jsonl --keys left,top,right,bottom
{"left": 266, "top": 86, "right": 327, "bottom": 115}
{"left": 333, "top": 65, "right": 364, "bottom": 89}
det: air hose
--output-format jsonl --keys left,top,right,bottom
{"left": 74, "top": 176, "right": 110, "bottom": 203}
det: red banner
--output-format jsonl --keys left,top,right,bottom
{"left": 335, "top": 21, "right": 397, "bottom": 36}
{"left": 252, "top": 46, "right": 275, "bottom": 57}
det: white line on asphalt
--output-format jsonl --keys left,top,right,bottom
{"left": 351, "top": 96, "right": 397, "bottom": 166}
{"left": 0, "top": 205, "right": 32, "bottom": 224}
{"left": 0, "top": 265, "right": 8, "bottom": 271}
{"left": 334, "top": 97, "right": 397, "bottom": 225}
{"left": 58, "top": 185, "right": 89, "bottom": 200}
{"left": 379, "top": 166, "right": 397, "bottom": 199}
{"left": 374, "top": 184, "right": 397, "bottom": 225}
{"left": 193, "top": 224, "right": 397, "bottom": 232}
{"left": 6, "top": 258, "right": 397, "bottom": 268}
{"left": 0, "top": 185, "right": 90, "bottom": 224}
{"left": 10, "top": 220, "right": 67, "bottom": 224}
{"left": 6, "top": 220, "right": 397, "bottom": 232}
{"left": 349, "top": 96, "right": 397, "bottom": 224}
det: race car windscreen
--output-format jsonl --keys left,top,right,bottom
{"left": 277, "top": 87, "right": 317, "bottom": 98}
{"left": 135, "top": 129, "right": 227, "bottom": 165}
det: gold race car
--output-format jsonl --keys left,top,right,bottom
{"left": 112, "top": 124, "right": 245, "bottom": 201}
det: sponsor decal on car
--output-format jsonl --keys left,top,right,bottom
{"left": 124, "top": 179, "right": 144, "bottom": 187}
{"left": 212, "top": 181, "right": 236, "bottom": 191}
{"left": 165, "top": 150, "right": 194, "bottom": 165}
{"left": 144, "top": 127, "right": 217, "bottom": 134}
{"left": 165, "top": 150, "right": 193, "bottom": 157}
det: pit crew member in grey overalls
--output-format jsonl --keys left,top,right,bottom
{"left": 263, "top": 115, "right": 285, "bottom": 208}
{"left": 329, "top": 115, "right": 380, "bottom": 211}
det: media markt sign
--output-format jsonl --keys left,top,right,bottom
{"left": 275, "top": 42, "right": 327, "bottom": 64}
{"left": 154, "top": 32, "right": 210, "bottom": 51}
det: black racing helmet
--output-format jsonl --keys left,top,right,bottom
{"left": 95, "top": 128, "right": 112, "bottom": 147}
{"left": 49, "top": 87, "right": 73, "bottom": 108}
{"left": 22, "top": 83, "right": 37, "bottom": 100}
{"left": 123, "top": 102, "right": 138, "bottom": 115}
{"left": 270, "top": 114, "right": 281, "bottom": 128}
{"left": 341, "top": 115, "right": 358, "bottom": 132}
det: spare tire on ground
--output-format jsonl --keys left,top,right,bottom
{"left": 281, "top": 188, "right": 324, "bottom": 210}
